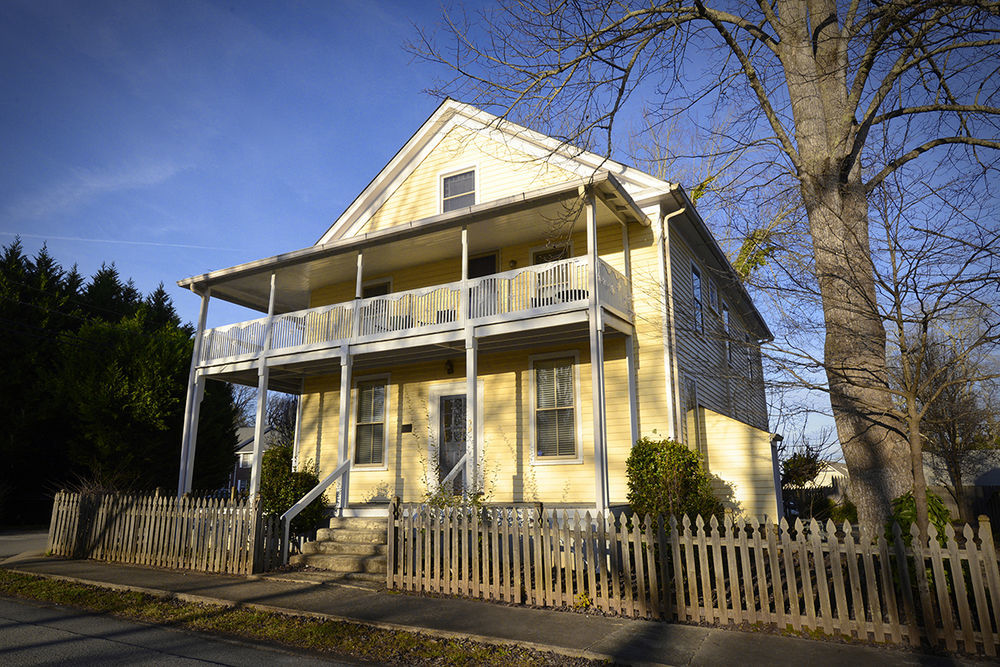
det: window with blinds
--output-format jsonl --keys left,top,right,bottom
{"left": 442, "top": 170, "right": 475, "bottom": 212}
{"left": 354, "top": 380, "right": 386, "bottom": 465}
{"left": 534, "top": 357, "right": 576, "bottom": 457}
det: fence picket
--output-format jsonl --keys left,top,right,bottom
{"left": 645, "top": 515, "right": 660, "bottom": 619}
{"left": 376, "top": 504, "right": 1000, "bottom": 656}
{"left": 927, "top": 524, "right": 957, "bottom": 651}
{"left": 633, "top": 517, "right": 648, "bottom": 618}
{"left": 944, "top": 524, "right": 976, "bottom": 653}
{"left": 44, "top": 491, "right": 276, "bottom": 575}
{"left": 963, "top": 524, "right": 995, "bottom": 657}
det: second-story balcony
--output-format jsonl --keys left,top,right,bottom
{"left": 199, "top": 256, "right": 632, "bottom": 366}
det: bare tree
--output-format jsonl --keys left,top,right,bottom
{"left": 413, "top": 0, "right": 1000, "bottom": 525}
{"left": 917, "top": 332, "right": 1000, "bottom": 523}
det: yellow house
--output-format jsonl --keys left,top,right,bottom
{"left": 176, "top": 100, "right": 780, "bottom": 520}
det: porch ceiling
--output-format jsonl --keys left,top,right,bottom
{"left": 178, "top": 172, "right": 647, "bottom": 314}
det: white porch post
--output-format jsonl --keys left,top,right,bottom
{"left": 621, "top": 220, "right": 639, "bottom": 446}
{"left": 465, "top": 336, "right": 478, "bottom": 493}
{"left": 178, "top": 288, "right": 210, "bottom": 496}
{"left": 586, "top": 192, "right": 609, "bottom": 513}
{"left": 626, "top": 336, "right": 640, "bottom": 446}
{"left": 337, "top": 345, "right": 353, "bottom": 515}
{"left": 291, "top": 379, "right": 304, "bottom": 472}
{"left": 460, "top": 225, "right": 478, "bottom": 493}
{"left": 460, "top": 226, "right": 469, "bottom": 322}
{"left": 352, "top": 251, "right": 363, "bottom": 335}
{"left": 248, "top": 273, "right": 277, "bottom": 499}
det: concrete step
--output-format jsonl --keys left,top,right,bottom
{"left": 278, "top": 566, "right": 385, "bottom": 588}
{"left": 328, "top": 517, "right": 385, "bottom": 532}
{"left": 315, "top": 528, "right": 386, "bottom": 544}
{"left": 290, "top": 552, "right": 387, "bottom": 574}
{"left": 301, "top": 541, "right": 388, "bottom": 557}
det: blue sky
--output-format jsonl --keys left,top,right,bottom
{"left": 1, "top": 0, "right": 453, "bottom": 328}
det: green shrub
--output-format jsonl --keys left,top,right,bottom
{"left": 887, "top": 489, "right": 951, "bottom": 545}
{"left": 260, "top": 444, "right": 328, "bottom": 535}
{"left": 625, "top": 436, "right": 725, "bottom": 521}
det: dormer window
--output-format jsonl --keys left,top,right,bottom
{"left": 442, "top": 170, "right": 475, "bottom": 212}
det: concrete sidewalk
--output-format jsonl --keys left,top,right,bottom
{"left": 1, "top": 556, "right": 975, "bottom": 666}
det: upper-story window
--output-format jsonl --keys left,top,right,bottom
{"left": 442, "top": 170, "right": 475, "bottom": 212}
{"left": 744, "top": 333, "right": 755, "bottom": 381}
{"left": 707, "top": 278, "right": 718, "bottom": 311}
{"left": 692, "top": 265, "right": 704, "bottom": 332}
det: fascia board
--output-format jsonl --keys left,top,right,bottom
{"left": 317, "top": 99, "right": 460, "bottom": 245}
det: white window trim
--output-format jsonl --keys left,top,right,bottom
{"left": 351, "top": 372, "right": 390, "bottom": 471}
{"left": 426, "top": 379, "right": 486, "bottom": 492}
{"left": 439, "top": 164, "right": 478, "bottom": 214}
{"left": 530, "top": 240, "right": 575, "bottom": 264}
{"left": 529, "top": 350, "right": 583, "bottom": 465}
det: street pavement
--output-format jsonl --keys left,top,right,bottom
{"left": 1, "top": 553, "right": 980, "bottom": 666}
{"left": 0, "top": 596, "right": 359, "bottom": 665}
{"left": 0, "top": 530, "right": 47, "bottom": 562}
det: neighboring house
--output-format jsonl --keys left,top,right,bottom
{"left": 176, "top": 99, "right": 779, "bottom": 519}
{"left": 230, "top": 426, "right": 278, "bottom": 492}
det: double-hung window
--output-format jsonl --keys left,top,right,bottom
{"left": 442, "top": 170, "right": 475, "bottom": 212}
{"left": 354, "top": 380, "right": 386, "bottom": 465}
{"left": 534, "top": 357, "right": 576, "bottom": 458}
{"left": 692, "top": 265, "right": 704, "bottom": 332}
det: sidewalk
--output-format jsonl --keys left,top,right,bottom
{"left": 1, "top": 555, "right": 975, "bottom": 666}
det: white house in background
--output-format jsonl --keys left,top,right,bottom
{"left": 230, "top": 426, "right": 278, "bottom": 492}
{"left": 176, "top": 99, "right": 781, "bottom": 519}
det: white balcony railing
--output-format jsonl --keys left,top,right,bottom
{"left": 199, "top": 257, "right": 631, "bottom": 365}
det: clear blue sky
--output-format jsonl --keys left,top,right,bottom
{"left": 0, "top": 0, "right": 454, "bottom": 328}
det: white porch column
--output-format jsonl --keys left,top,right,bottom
{"left": 626, "top": 335, "right": 640, "bottom": 446}
{"left": 460, "top": 226, "right": 469, "bottom": 322}
{"left": 337, "top": 345, "right": 353, "bottom": 515}
{"left": 291, "top": 379, "right": 304, "bottom": 472}
{"left": 465, "top": 336, "right": 478, "bottom": 493}
{"left": 352, "top": 251, "right": 363, "bottom": 335}
{"left": 248, "top": 273, "right": 278, "bottom": 499}
{"left": 178, "top": 288, "right": 211, "bottom": 496}
{"left": 586, "top": 192, "right": 609, "bottom": 513}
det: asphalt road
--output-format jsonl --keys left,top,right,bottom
{"left": 0, "top": 530, "right": 48, "bottom": 561}
{"left": 0, "top": 596, "right": 360, "bottom": 665}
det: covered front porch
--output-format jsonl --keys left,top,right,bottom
{"left": 175, "top": 173, "right": 648, "bottom": 526}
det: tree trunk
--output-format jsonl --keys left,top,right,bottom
{"left": 948, "top": 465, "right": 970, "bottom": 524}
{"left": 776, "top": 2, "right": 913, "bottom": 526}
{"left": 909, "top": 406, "right": 930, "bottom": 542}
{"left": 800, "top": 178, "right": 912, "bottom": 527}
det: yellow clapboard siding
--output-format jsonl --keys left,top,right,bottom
{"left": 701, "top": 408, "right": 779, "bottom": 520}
{"left": 359, "top": 125, "right": 577, "bottom": 234}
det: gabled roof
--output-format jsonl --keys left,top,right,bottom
{"left": 317, "top": 98, "right": 673, "bottom": 244}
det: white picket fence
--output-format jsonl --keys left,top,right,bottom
{"left": 47, "top": 491, "right": 282, "bottom": 575}
{"left": 386, "top": 505, "right": 1000, "bottom": 656}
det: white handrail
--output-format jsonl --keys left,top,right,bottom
{"left": 280, "top": 458, "right": 350, "bottom": 564}
{"left": 439, "top": 453, "right": 468, "bottom": 489}
{"left": 199, "top": 257, "right": 631, "bottom": 365}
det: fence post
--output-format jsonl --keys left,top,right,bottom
{"left": 387, "top": 496, "right": 400, "bottom": 589}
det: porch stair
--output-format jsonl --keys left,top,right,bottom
{"left": 290, "top": 517, "right": 387, "bottom": 586}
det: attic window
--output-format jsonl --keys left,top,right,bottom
{"left": 442, "top": 170, "right": 475, "bottom": 212}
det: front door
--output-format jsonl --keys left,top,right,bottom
{"left": 438, "top": 394, "right": 466, "bottom": 494}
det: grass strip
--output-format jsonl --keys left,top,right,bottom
{"left": 0, "top": 570, "right": 602, "bottom": 666}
